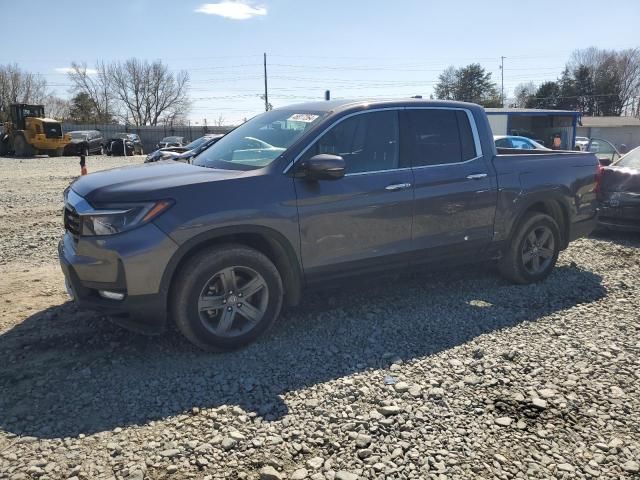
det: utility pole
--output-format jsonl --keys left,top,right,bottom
{"left": 500, "top": 56, "right": 506, "bottom": 108}
{"left": 263, "top": 52, "right": 269, "bottom": 112}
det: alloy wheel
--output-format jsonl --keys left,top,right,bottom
{"left": 521, "top": 226, "right": 555, "bottom": 275}
{"left": 197, "top": 266, "right": 269, "bottom": 337}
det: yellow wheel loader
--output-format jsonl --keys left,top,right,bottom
{"left": 0, "top": 104, "right": 71, "bottom": 157}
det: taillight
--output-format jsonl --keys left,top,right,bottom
{"left": 594, "top": 164, "right": 604, "bottom": 195}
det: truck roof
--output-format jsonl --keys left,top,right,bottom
{"left": 274, "top": 98, "right": 484, "bottom": 115}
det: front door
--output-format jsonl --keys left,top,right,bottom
{"left": 402, "top": 108, "right": 497, "bottom": 260}
{"left": 294, "top": 109, "right": 414, "bottom": 282}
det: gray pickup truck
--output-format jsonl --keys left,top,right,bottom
{"left": 59, "top": 99, "right": 600, "bottom": 351}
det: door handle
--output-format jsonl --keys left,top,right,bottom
{"left": 466, "top": 173, "right": 488, "bottom": 180}
{"left": 385, "top": 183, "right": 412, "bottom": 191}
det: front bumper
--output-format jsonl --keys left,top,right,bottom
{"left": 58, "top": 222, "right": 179, "bottom": 334}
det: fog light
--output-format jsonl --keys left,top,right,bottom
{"left": 98, "top": 290, "right": 125, "bottom": 301}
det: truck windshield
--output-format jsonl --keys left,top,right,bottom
{"left": 193, "top": 109, "right": 326, "bottom": 170}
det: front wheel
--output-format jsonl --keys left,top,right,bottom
{"left": 171, "top": 245, "right": 283, "bottom": 351}
{"left": 499, "top": 212, "right": 561, "bottom": 284}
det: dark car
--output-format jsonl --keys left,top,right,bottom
{"left": 105, "top": 133, "right": 144, "bottom": 156}
{"left": 156, "top": 136, "right": 186, "bottom": 150}
{"left": 598, "top": 146, "right": 640, "bottom": 232}
{"left": 64, "top": 130, "right": 105, "bottom": 156}
{"left": 59, "top": 99, "right": 599, "bottom": 351}
{"left": 145, "top": 134, "right": 224, "bottom": 163}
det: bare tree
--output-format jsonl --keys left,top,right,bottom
{"left": 616, "top": 48, "right": 640, "bottom": 116}
{"left": 0, "top": 63, "right": 48, "bottom": 122}
{"left": 434, "top": 66, "right": 457, "bottom": 100}
{"left": 109, "top": 59, "right": 190, "bottom": 126}
{"left": 513, "top": 82, "right": 537, "bottom": 108}
{"left": 214, "top": 114, "right": 226, "bottom": 126}
{"left": 43, "top": 95, "right": 71, "bottom": 120}
{"left": 67, "top": 61, "right": 113, "bottom": 122}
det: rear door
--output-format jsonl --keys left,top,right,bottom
{"left": 403, "top": 108, "right": 498, "bottom": 260}
{"left": 294, "top": 109, "right": 414, "bottom": 282}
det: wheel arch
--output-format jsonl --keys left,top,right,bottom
{"left": 160, "top": 226, "right": 303, "bottom": 311}
{"left": 508, "top": 194, "right": 571, "bottom": 249}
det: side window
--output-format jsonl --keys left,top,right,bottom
{"left": 511, "top": 138, "right": 532, "bottom": 149}
{"left": 404, "top": 109, "right": 477, "bottom": 167}
{"left": 495, "top": 137, "right": 512, "bottom": 148}
{"left": 307, "top": 110, "right": 399, "bottom": 174}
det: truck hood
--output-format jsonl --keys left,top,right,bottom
{"left": 71, "top": 162, "right": 245, "bottom": 204}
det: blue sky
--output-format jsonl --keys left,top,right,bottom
{"left": 2, "top": 0, "right": 639, "bottom": 124}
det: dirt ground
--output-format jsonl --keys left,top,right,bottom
{"left": 0, "top": 155, "right": 141, "bottom": 331}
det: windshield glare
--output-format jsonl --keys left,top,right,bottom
{"left": 193, "top": 109, "right": 326, "bottom": 169}
{"left": 616, "top": 147, "right": 640, "bottom": 169}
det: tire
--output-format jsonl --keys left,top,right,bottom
{"left": 171, "top": 245, "right": 284, "bottom": 351}
{"left": 499, "top": 212, "right": 561, "bottom": 284}
{"left": 13, "top": 135, "right": 34, "bottom": 157}
{"left": 0, "top": 137, "right": 9, "bottom": 156}
{"left": 48, "top": 148, "right": 63, "bottom": 157}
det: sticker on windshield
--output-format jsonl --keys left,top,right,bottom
{"left": 288, "top": 113, "right": 319, "bottom": 123}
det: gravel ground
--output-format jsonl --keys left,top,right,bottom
{"left": 1, "top": 155, "right": 639, "bottom": 480}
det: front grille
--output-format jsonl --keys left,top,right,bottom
{"left": 43, "top": 122, "right": 63, "bottom": 138}
{"left": 64, "top": 206, "right": 81, "bottom": 241}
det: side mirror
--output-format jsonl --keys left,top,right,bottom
{"left": 295, "top": 154, "right": 345, "bottom": 180}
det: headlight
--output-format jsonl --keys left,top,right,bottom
{"left": 80, "top": 200, "right": 173, "bottom": 236}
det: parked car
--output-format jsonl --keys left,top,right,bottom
{"left": 598, "top": 146, "right": 640, "bottom": 232}
{"left": 145, "top": 134, "right": 223, "bottom": 163}
{"left": 156, "top": 136, "right": 186, "bottom": 149}
{"left": 64, "top": 130, "right": 105, "bottom": 156}
{"left": 494, "top": 135, "right": 551, "bottom": 150}
{"left": 59, "top": 99, "right": 600, "bottom": 351}
{"left": 105, "top": 133, "right": 144, "bottom": 156}
{"left": 587, "top": 138, "right": 621, "bottom": 165}
{"left": 575, "top": 136, "right": 590, "bottom": 151}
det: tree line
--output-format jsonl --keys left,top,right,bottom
{"left": 0, "top": 59, "right": 190, "bottom": 126}
{"left": 433, "top": 47, "right": 640, "bottom": 116}
{"left": 514, "top": 48, "right": 640, "bottom": 116}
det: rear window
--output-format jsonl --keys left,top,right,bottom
{"left": 403, "top": 109, "right": 477, "bottom": 167}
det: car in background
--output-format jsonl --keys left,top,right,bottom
{"left": 156, "top": 136, "right": 186, "bottom": 149}
{"left": 598, "top": 146, "right": 640, "bottom": 232}
{"left": 64, "top": 130, "right": 104, "bottom": 156}
{"left": 587, "top": 138, "right": 621, "bottom": 166}
{"left": 494, "top": 135, "right": 551, "bottom": 150}
{"left": 105, "top": 133, "right": 144, "bottom": 156}
{"left": 575, "top": 136, "right": 590, "bottom": 151}
{"left": 145, "top": 134, "right": 223, "bottom": 163}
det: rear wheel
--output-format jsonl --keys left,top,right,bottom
{"left": 499, "top": 212, "right": 561, "bottom": 284}
{"left": 171, "top": 245, "right": 283, "bottom": 351}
